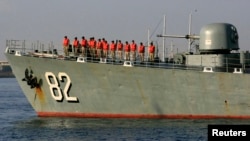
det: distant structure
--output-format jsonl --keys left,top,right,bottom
{"left": 0, "top": 61, "right": 14, "bottom": 78}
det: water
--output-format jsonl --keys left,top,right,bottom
{"left": 1, "top": 78, "right": 250, "bottom": 141}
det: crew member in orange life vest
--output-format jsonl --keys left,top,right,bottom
{"left": 73, "top": 37, "right": 79, "bottom": 55}
{"left": 130, "top": 40, "right": 137, "bottom": 61}
{"left": 148, "top": 42, "right": 155, "bottom": 62}
{"left": 124, "top": 41, "right": 130, "bottom": 61}
{"left": 89, "top": 37, "right": 96, "bottom": 58}
{"left": 110, "top": 40, "right": 117, "bottom": 61}
{"left": 96, "top": 38, "right": 103, "bottom": 58}
{"left": 102, "top": 39, "right": 109, "bottom": 59}
{"left": 138, "top": 42, "right": 145, "bottom": 63}
{"left": 63, "top": 36, "right": 70, "bottom": 56}
{"left": 81, "top": 36, "right": 88, "bottom": 57}
{"left": 117, "top": 40, "right": 123, "bottom": 61}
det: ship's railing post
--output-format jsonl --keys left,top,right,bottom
{"left": 6, "top": 40, "right": 8, "bottom": 48}
{"left": 226, "top": 57, "right": 228, "bottom": 72}
{"left": 201, "top": 56, "right": 202, "bottom": 67}
{"left": 22, "top": 40, "right": 26, "bottom": 54}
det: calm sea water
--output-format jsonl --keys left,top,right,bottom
{"left": 1, "top": 78, "right": 250, "bottom": 141}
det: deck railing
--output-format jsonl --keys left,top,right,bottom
{"left": 5, "top": 40, "right": 250, "bottom": 74}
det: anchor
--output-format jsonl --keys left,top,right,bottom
{"left": 22, "top": 68, "right": 39, "bottom": 89}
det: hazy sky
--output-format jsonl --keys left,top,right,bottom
{"left": 1, "top": 0, "right": 250, "bottom": 60}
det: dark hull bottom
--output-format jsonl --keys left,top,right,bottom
{"left": 37, "top": 112, "right": 250, "bottom": 119}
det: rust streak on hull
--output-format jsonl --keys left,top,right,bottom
{"left": 35, "top": 87, "right": 45, "bottom": 103}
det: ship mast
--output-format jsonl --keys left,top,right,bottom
{"left": 188, "top": 13, "right": 192, "bottom": 53}
{"left": 147, "top": 29, "right": 150, "bottom": 47}
{"left": 188, "top": 9, "right": 197, "bottom": 52}
{"left": 162, "top": 15, "right": 166, "bottom": 62}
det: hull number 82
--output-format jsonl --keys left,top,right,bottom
{"left": 45, "top": 72, "right": 78, "bottom": 102}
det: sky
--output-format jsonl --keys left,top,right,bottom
{"left": 1, "top": 0, "right": 250, "bottom": 60}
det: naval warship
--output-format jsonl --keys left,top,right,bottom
{"left": 4, "top": 23, "right": 250, "bottom": 119}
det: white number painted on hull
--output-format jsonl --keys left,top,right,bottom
{"left": 45, "top": 72, "right": 78, "bottom": 102}
{"left": 58, "top": 72, "right": 78, "bottom": 101}
{"left": 45, "top": 72, "right": 63, "bottom": 101}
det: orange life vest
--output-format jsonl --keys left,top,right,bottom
{"left": 89, "top": 40, "right": 96, "bottom": 48}
{"left": 63, "top": 38, "right": 69, "bottom": 46}
{"left": 73, "top": 40, "right": 79, "bottom": 48}
{"left": 117, "top": 43, "right": 123, "bottom": 51}
{"left": 81, "top": 39, "right": 87, "bottom": 47}
{"left": 110, "top": 43, "right": 116, "bottom": 51}
{"left": 103, "top": 42, "right": 109, "bottom": 50}
{"left": 96, "top": 41, "right": 103, "bottom": 49}
{"left": 130, "top": 43, "right": 137, "bottom": 51}
{"left": 124, "top": 44, "right": 130, "bottom": 52}
{"left": 149, "top": 45, "right": 155, "bottom": 53}
{"left": 139, "top": 45, "right": 145, "bottom": 53}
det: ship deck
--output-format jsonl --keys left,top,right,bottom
{"left": 5, "top": 39, "right": 250, "bottom": 74}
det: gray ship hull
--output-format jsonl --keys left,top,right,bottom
{"left": 5, "top": 53, "right": 250, "bottom": 119}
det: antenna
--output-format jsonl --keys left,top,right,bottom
{"left": 162, "top": 15, "right": 166, "bottom": 62}
{"left": 188, "top": 13, "right": 192, "bottom": 52}
{"left": 169, "top": 40, "right": 174, "bottom": 59}
{"left": 147, "top": 29, "right": 150, "bottom": 47}
{"left": 188, "top": 9, "right": 197, "bottom": 52}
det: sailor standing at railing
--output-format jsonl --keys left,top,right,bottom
{"left": 110, "top": 40, "right": 117, "bottom": 61}
{"left": 63, "top": 36, "right": 70, "bottom": 56}
{"left": 117, "top": 40, "right": 123, "bottom": 62}
{"left": 130, "top": 40, "right": 137, "bottom": 61}
{"left": 148, "top": 42, "right": 155, "bottom": 62}
{"left": 139, "top": 42, "right": 145, "bottom": 63}
{"left": 89, "top": 37, "right": 97, "bottom": 58}
{"left": 124, "top": 41, "right": 130, "bottom": 61}
{"left": 96, "top": 38, "right": 103, "bottom": 59}
{"left": 73, "top": 37, "right": 80, "bottom": 56}
{"left": 102, "top": 39, "right": 109, "bottom": 59}
{"left": 80, "top": 36, "right": 88, "bottom": 57}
